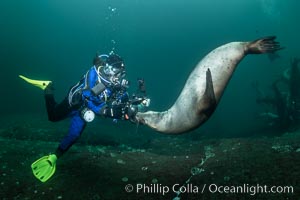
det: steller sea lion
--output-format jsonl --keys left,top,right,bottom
{"left": 135, "top": 36, "right": 283, "bottom": 134}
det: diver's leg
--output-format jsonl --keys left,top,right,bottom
{"left": 55, "top": 111, "right": 86, "bottom": 157}
{"left": 44, "top": 84, "right": 73, "bottom": 122}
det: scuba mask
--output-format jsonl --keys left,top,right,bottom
{"left": 103, "top": 63, "right": 125, "bottom": 78}
{"left": 97, "top": 53, "right": 126, "bottom": 86}
{"left": 99, "top": 64, "right": 125, "bottom": 86}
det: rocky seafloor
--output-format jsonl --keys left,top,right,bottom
{"left": 0, "top": 114, "right": 299, "bottom": 200}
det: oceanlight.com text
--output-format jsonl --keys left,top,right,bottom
{"left": 124, "top": 183, "right": 294, "bottom": 196}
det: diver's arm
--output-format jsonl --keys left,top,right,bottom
{"left": 103, "top": 89, "right": 131, "bottom": 118}
{"left": 86, "top": 99, "right": 106, "bottom": 114}
{"left": 101, "top": 104, "right": 129, "bottom": 120}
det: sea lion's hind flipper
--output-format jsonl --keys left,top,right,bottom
{"left": 199, "top": 68, "right": 217, "bottom": 117}
{"left": 247, "top": 36, "right": 284, "bottom": 54}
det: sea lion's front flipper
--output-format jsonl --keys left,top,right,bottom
{"left": 198, "top": 68, "right": 217, "bottom": 117}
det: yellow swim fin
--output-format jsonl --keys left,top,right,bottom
{"left": 19, "top": 75, "right": 52, "bottom": 90}
{"left": 31, "top": 154, "right": 57, "bottom": 182}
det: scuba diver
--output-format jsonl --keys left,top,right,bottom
{"left": 19, "top": 52, "right": 149, "bottom": 182}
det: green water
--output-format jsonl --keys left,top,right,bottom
{"left": 1, "top": 0, "right": 299, "bottom": 137}
{"left": 0, "top": 1, "right": 299, "bottom": 199}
